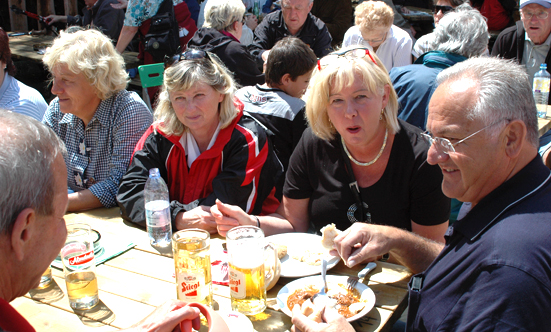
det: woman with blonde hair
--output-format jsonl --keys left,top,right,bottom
{"left": 342, "top": 1, "right": 412, "bottom": 71}
{"left": 187, "top": 0, "right": 264, "bottom": 86}
{"left": 42, "top": 28, "right": 152, "bottom": 212}
{"left": 213, "top": 47, "right": 450, "bottom": 254}
{"left": 117, "top": 50, "right": 280, "bottom": 232}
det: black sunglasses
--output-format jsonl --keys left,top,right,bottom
{"left": 432, "top": 5, "right": 453, "bottom": 14}
{"left": 163, "top": 49, "right": 211, "bottom": 69}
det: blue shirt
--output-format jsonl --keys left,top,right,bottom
{"left": 43, "top": 90, "right": 152, "bottom": 207}
{"left": 0, "top": 73, "right": 48, "bottom": 121}
{"left": 407, "top": 156, "right": 551, "bottom": 331}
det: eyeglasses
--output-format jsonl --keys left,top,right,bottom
{"left": 317, "top": 47, "right": 378, "bottom": 71}
{"left": 521, "top": 9, "right": 549, "bottom": 20}
{"left": 164, "top": 49, "right": 211, "bottom": 69}
{"left": 421, "top": 119, "right": 510, "bottom": 154}
{"left": 364, "top": 35, "right": 386, "bottom": 44}
{"left": 432, "top": 5, "right": 453, "bottom": 14}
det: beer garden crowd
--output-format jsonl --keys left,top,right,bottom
{"left": 1, "top": 0, "right": 551, "bottom": 330}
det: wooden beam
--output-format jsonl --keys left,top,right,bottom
{"left": 37, "top": 0, "right": 55, "bottom": 18}
{"left": 8, "top": 0, "right": 28, "bottom": 32}
{"left": 64, "top": 0, "right": 78, "bottom": 16}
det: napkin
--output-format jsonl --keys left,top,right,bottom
{"left": 52, "top": 231, "right": 135, "bottom": 269}
{"left": 211, "top": 249, "right": 229, "bottom": 286}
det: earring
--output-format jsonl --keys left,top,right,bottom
{"left": 380, "top": 108, "right": 384, "bottom": 121}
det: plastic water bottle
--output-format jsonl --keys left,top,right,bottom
{"left": 533, "top": 63, "right": 550, "bottom": 118}
{"left": 144, "top": 168, "right": 172, "bottom": 247}
{"left": 253, "top": 0, "right": 260, "bottom": 18}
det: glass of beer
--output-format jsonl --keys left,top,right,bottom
{"left": 226, "top": 226, "right": 277, "bottom": 316}
{"left": 173, "top": 229, "right": 213, "bottom": 306}
{"left": 60, "top": 223, "right": 99, "bottom": 310}
{"left": 36, "top": 265, "right": 53, "bottom": 289}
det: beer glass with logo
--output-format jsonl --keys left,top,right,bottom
{"left": 60, "top": 223, "right": 99, "bottom": 310}
{"left": 173, "top": 229, "right": 213, "bottom": 306}
{"left": 226, "top": 226, "right": 277, "bottom": 316}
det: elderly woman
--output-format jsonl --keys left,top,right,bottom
{"left": 412, "top": 0, "right": 469, "bottom": 59}
{"left": 0, "top": 28, "right": 48, "bottom": 121}
{"left": 187, "top": 0, "right": 264, "bottom": 87}
{"left": 117, "top": 50, "right": 280, "bottom": 233}
{"left": 42, "top": 29, "right": 153, "bottom": 212}
{"left": 213, "top": 47, "right": 450, "bottom": 250}
{"left": 342, "top": 1, "right": 412, "bottom": 72}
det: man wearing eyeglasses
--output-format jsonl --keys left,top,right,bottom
{"left": 492, "top": 0, "right": 551, "bottom": 86}
{"left": 317, "top": 57, "right": 551, "bottom": 332}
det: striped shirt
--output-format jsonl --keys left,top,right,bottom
{"left": 43, "top": 90, "right": 153, "bottom": 207}
{"left": 0, "top": 73, "right": 48, "bottom": 121}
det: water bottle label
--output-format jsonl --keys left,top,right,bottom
{"left": 145, "top": 200, "right": 170, "bottom": 227}
{"left": 534, "top": 78, "right": 550, "bottom": 93}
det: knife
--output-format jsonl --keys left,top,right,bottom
{"left": 358, "top": 262, "right": 377, "bottom": 278}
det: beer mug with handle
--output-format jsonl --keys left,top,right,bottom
{"left": 226, "top": 226, "right": 277, "bottom": 316}
{"left": 60, "top": 223, "right": 99, "bottom": 310}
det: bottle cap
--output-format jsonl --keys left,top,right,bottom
{"left": 149, "top": 168, "right": 160, "bottom": 178}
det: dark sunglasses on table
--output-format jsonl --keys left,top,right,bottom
{"left": 317, "top": 47, "right": 378, "bottom": 71}
{"left": 163, "top": 49, "right": 211, "bottom": 69}
{"left": 433, "top": 5, "right": 453, "bottom": 14}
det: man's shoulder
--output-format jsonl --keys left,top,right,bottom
{"left": 305, "top": 13, "right": 329, "bottom": 32}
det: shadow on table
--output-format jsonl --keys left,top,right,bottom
{"left": 28, "top": 279, "right": 65, "bottom": 303}
{"left": 73, "top": 300, "right": 116, "bottom": 327}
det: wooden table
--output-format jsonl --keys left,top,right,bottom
{"left": 12, "top": 208, "right": 412, "bottom": 332}
{"left": 8, "top": 34, "right": 141, "bottom": 69}
{"left": 539, "top": 116, "right": 551, "bottom": 137}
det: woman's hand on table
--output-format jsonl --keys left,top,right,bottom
{"left": 175, "top": 206, "right": 218, "bottom": 234}
{"left": 291, "top": 303, "right": 354, "bottom": 332}
{"left": 124, "top": 299, "right": 200, "bottom": 332}
{"left": 211, "top": 199, "right": 255, "bottom": 237}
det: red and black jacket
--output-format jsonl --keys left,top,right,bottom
{"left": 117, "top": 106, "right": 282, "bottom": 227}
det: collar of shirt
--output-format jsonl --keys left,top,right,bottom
{"left": 277, "top": 11, "right": 311, "bottom": 37}
{"left": 181, "top": 122, "right": 222, "bottom": 168}
{"left": 58, "top": 96, "right": 112, "bottom": 128}
{"left": 450, "top": 157, "right": 551, "bottom": 242}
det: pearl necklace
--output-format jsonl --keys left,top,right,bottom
{"left": 341, "top": 128, "right": 388, "bottom": 167}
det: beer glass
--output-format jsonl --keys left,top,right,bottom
{"left": 226, "top": 226, "right": 277, "bottom": 316}
{"left": 60, "top": 223, "right": 99, "bottom": 310}
{"left": 36, "top": 265, "right": 53, "bottom": 289}
{"left": 173, "top": 229, "right": 213, "bottom": 306}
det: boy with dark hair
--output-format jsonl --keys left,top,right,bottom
{"left": 236, "top": 36, "right": 317, "bottom": 199}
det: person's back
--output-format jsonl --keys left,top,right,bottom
{"left": 235, "top": 37, "right": 316, "bottom": 198}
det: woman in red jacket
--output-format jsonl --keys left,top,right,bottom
{"left": 117, "top": 50, "right": 281, "bottom": 233}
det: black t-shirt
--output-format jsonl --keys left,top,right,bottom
{"left": 284, "top": 120, "right": 450, "bottom": 232}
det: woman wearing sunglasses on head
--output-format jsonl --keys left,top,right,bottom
{"left": 412, "top": 0, "right": 469, "bottom": 60}
{"left": 213, "top": 47, "right": 450, "bottom": 256}
{"left": 342, "top": 1, "right": 413, "bottom": 72}
{"left": 117, "top": 50, "right": 281, "bottom": 233}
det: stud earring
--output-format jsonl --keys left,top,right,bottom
{"left": 380, "top": 108, "right": 384, "bottom": 121}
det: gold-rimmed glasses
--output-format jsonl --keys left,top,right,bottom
{"left": 317, "top": 47, "right": 378, "bottom": 71}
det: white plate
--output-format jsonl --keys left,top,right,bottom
{"left": 266, "top": 233, "right": 340, "bottom": 277}
{"left": 277, "top": 275, "right": 376, "bottom": 322}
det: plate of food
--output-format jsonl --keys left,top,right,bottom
{"left": 277, "top": 275, "right": 376, "bottom": 322}
{"left": 266, "top": 232, "right": 340, "bottom": 277}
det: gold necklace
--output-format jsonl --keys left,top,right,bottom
{"left": 341, "top": 128, "right": 388, "bottom": 167}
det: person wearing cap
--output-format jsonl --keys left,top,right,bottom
{"left": 492, "top": 0, "right": 551, "bottom": 85}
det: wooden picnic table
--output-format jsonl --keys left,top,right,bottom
{"left": 8, "top": 34, "right": 141, "bottom": 69}
{"left": 12, "top": 207, "right": 412, "bottom": 332}
{"left": 539, "top": 116, "right": 551, "bottom": 137}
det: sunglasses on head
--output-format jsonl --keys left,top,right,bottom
{"left": 163, "top": 49, "right": 211, "bottom": 69}
{"left": 433, "top": 5, "right": 453, "bottom": 14}
{"left": 317, "top": 47, "right": 378, "bottom": 71}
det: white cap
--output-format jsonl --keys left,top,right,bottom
{"left": 520, "top": 0, "right": 551, "bottom": 9}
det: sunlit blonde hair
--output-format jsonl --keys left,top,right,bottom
{"left": 154, "top": 54, "right": 238, "bottom": 136}
{"left": 203, "top": 0, "right": 245, "bottom": 31}
{"left": 42, "top": 29, "right": 128, "bottom": 100}
{"left": 355, "top": 1, "right": 394, "bottom": 34}
{"left": 304, "top": 48, "right": 399, "bottom": 141}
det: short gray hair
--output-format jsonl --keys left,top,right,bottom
{"left": 436, "top": 57, "right": 539, "bottom": 147}
{"left": 430, "top": 4, "right": 489, "bottom": 58}
{"left": 0, "top": 111, "right": 67, "bottom": 234}
{"left": 203, "top": 0, "right": 245, "bottom": 31}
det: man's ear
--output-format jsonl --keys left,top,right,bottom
{"left": 503, "top": 120, "right": 526, "bottom": 159}
{"left": 10, "top": 208, "right": 36, "bottom": 261}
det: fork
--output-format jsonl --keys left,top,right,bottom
{"left": 312, "top": 259, "right": 328, "bottom": 304}
{"left": 347, "top": 262, "right": 377, "bottom": 291}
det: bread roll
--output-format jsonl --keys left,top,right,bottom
{"left": 320, "top": 224, "right": 341, "bottom": 249}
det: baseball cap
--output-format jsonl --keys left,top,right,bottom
{"left": 520, "top": 0, "right": 551, "bottom": 9}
